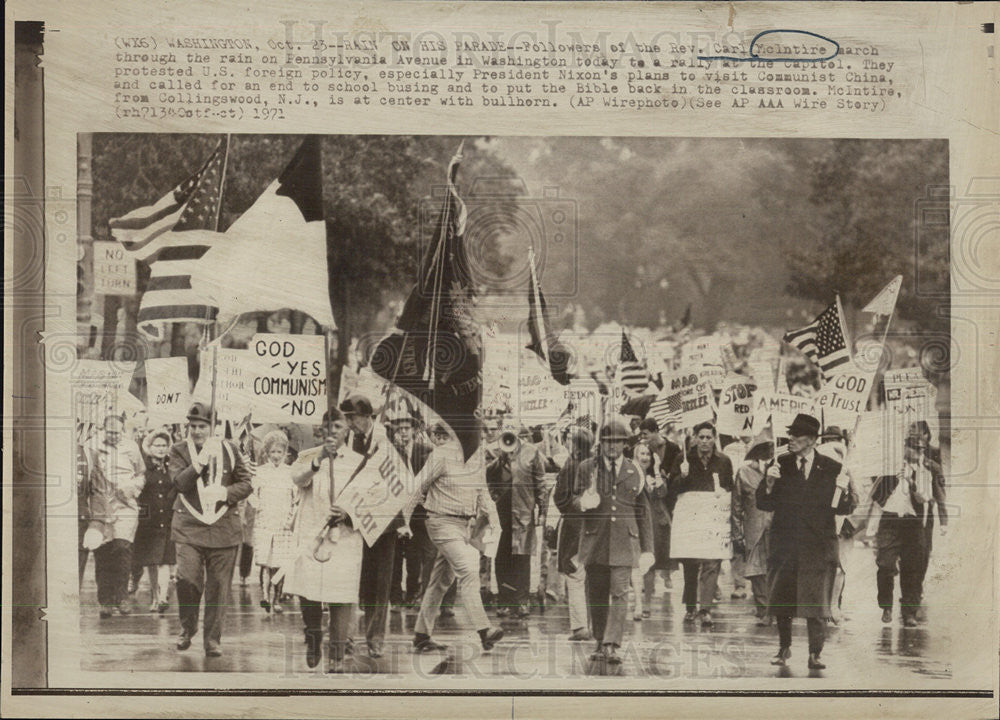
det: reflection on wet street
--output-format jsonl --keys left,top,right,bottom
{"left": 78, "top": 542, "right": 950, "bottom": 681}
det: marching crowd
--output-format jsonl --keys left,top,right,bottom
{"left": 78, "top": 385, "right": 947, "bottom": 673}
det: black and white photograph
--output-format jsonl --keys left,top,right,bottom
{"left": 67, "top": 133, "right": 954, "bottom": 681}
{"left": 6, "top": 2, "right": 999, "bottom": 718}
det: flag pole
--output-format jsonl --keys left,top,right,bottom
{"left": 324, "top": 330, "right": 337, "bottom": 502}
{"left": 209, "top": 344, "right": 219, "bottom": 438}
{"left": 835, "top": 293, "right": 853, "bottom": 364}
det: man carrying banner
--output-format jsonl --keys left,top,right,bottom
{"left": 168, "top": 402, "right": 253, "bottom": 657}
{"left": 283, "top": 409, "right": 366, "bottom": 672}
{"left": 340, "top": 393, "right": 397, "bottom": 658}
{"left": 870, "top": 427, "right": 946, "bottom": 627}
{"left": 572, "top": 418, "right": 654, "bottom": 664}
{"left": 387, "top": 408, "right": 435, "bottom": 610}
{"left": 667, "top": 421, "right": 734, "bottom": 626}
{"left": 757, "top": 413, "right": 855, "bottom": 670}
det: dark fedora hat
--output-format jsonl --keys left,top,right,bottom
{"left": 339, "top": 393, "right": 374, "bottom": 417}
{"left": 786, "top": 413, "right": 821, "bottom": 438}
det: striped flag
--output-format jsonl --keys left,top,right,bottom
{"left": 783, "top": 300, "right": 851, "bottom": 380}
{"left": 109, "top": 140, "right": 227, "bottom": 340}
{"left": 648, "top": 390, "right": 683, "bottom": 429}
{"left": 615, "top": 329, "right": 650, "bottom": 398}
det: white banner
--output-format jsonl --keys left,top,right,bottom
{"left": 144, "top": 357, "right": 191, "bottom": 425}
{"left": 848, "top": 410, "right": 907, "bottom": 478}
{"left": 334, "top": 440, "right": 415, "bottom": 546}
{"left": 717, "top": 374, "right": 757, "bottom": 436}
{"left": 191, "top": 347, "right": 255, "bottom": 421}
{"left": 669, "top": 490, "right": 732, "bottom": 560}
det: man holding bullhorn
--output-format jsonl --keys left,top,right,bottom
{"left": 756, "top": 413, "right": 855, "bottom": 671}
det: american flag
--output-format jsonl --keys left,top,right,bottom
{"left": 109, "top": 139, "right": 227, "bottom": 340}
{"left": 616, "top": 329, "right": 650, "bottom": 398}
{"left": 783, "top": 301, "right": 851, "bottom": 379}
{"left": 648, "top": 389, "right": 683, "bottom": 429}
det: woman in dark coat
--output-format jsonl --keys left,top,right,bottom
{"left": 132, "top": 428, "right": 176, "bottom": 614}
{"left": 631, "top": 442, "right": 671, "bottom": 619}
{"left": 552, "top": 427, "right": 594, "bottom": 640}
{"left": 756, "top": 414, "right": 856, "bottom": 670}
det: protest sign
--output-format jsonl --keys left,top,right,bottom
{"left": 72, "top": 360, "right": 137, "bottom": 427}
{"left": 191, "top": 347, "right": 254, "bottom": 421}
{"left": 92, "top": 241, "right": 137, "bottom": 295}
{"left": 562, "top": 376, "right": 604, "bottom": 424}
{"left": 813, "top": 362, "right": 874, "bottom": 429}
{"left": 746, "top": 359, "right": 778, "bottom": 393}
{"left": 249, "top": 334, "right": 327, "bottom": 424}
{"left": 482, "top": 333, "right": 518, "bottom": 416}
{"left": 883, "top": 367, "right": 939, "bottom": 443}
{"left": 848, "top": 410, "right": 907, "bottom": 478}
{"left": 751, "top": 391, "right": 817, "bottom": 439}
{"left": 654, "top": 370, "right": 714, "bottom": 429}
{"left": 334, "top": 440, "right": 415, "bottom": 546}
{"left": 681, "top": 337, "right": 726, "bottom": 390}
{"left": 144, "top": 357, "right": 191, "bottom": 425}
{"left": 717, "top": 374, "right": 757, "bottom": 436}
{"left": 517, "top": 349, "right": 565, "bottom": 424}
{"left": 669, "top": 490, "right": 732, "bottom": 560}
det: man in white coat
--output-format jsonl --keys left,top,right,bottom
{"left": 283, "top": 408, "right": 366, "bottom": 672}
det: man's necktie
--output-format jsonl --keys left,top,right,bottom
{"left": 799, "top": 457, "right": 807, "bottom": 477}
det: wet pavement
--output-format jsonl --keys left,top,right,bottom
{"left": 78, "top": 541, "right": 951, "bottom": 682}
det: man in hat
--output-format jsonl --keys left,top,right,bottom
{"left": 168, "top": 402, "right": 253, "bottom": 657}
{"left": 870, "top": 427, "right": 946, "bottom": 627}
{"left": 572, "top": 417, "right": 654, "bottom": 664}
{"left": 486, "top": 425, "right": 547, "bottom": 619}
{"left": 339, "top": 393, "right": 398, "bottom": 658}
{"left": 667, "top": 421, "right": 734, "bottom": 626}
{"left": 386, "top": 407, "right": 435, "bottom": 608}
{"left": 758, "top": 413, "right": 854, "bottom": 670}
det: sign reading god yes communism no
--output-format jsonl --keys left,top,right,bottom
{"left": 192, "top": 334, "right": 327, "bottom": 423}
{"left": 249, "top": 334, "right": 327, "bottom": 424}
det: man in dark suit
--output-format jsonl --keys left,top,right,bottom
{"left": 757, "top": 413, "right": 855, "bottom": 670}
{"left": 168, "top": 402, "right": 253, "bottom": 657}
{"left": 387, "top": 408, "right": 435, "bottom": 608}
{"left": 572, "top": 418, "right": 654, "bottom": 664}
{"left": 340, "top": 393, "right": 397, "bottom": 658}
{"left": 870, "top": 429, "right": 947, "bottom": 627}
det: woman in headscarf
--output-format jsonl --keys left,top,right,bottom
{"left": 132, "top": 427, "right": 176, "bottom": 614}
